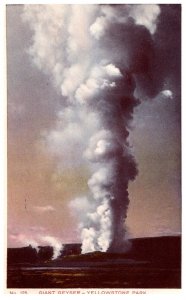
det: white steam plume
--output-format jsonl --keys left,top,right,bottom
{"left": 10, "top": 232, "right": 63, "bottom": 259}
{"left": 41, "top": 236, "right": 63, "bottom": 259}
{"left": 22, "top": 4, "right": 161, "bottom": 253}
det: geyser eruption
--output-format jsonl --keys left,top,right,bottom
{"left": 22, "top": 4, "right": 166, "bottom": 253}
{"left": 81, "top": 69, "right": 139, "bottom": 253}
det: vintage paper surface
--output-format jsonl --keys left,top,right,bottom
{"left": 4, "top": 1, "right": 182, "bottom": 295}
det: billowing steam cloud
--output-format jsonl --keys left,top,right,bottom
{"left": 22, "top": 4, "right": 178, "bottom": 253}
{"left": 10, "top": 231, "right": 63, "bottom": 259}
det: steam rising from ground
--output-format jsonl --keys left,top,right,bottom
{"left": 10, "top": 232, "right": 63, "bottom": 259}
{"left": 22, "top": 4, "right": 170, "bottom": 253}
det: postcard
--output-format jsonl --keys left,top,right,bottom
{"left": 5, "top": 2, "right": 181, "bottom": 295}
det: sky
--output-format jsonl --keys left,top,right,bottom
{"left": 7, "top": 4, "right": 181, "bottom": 251}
